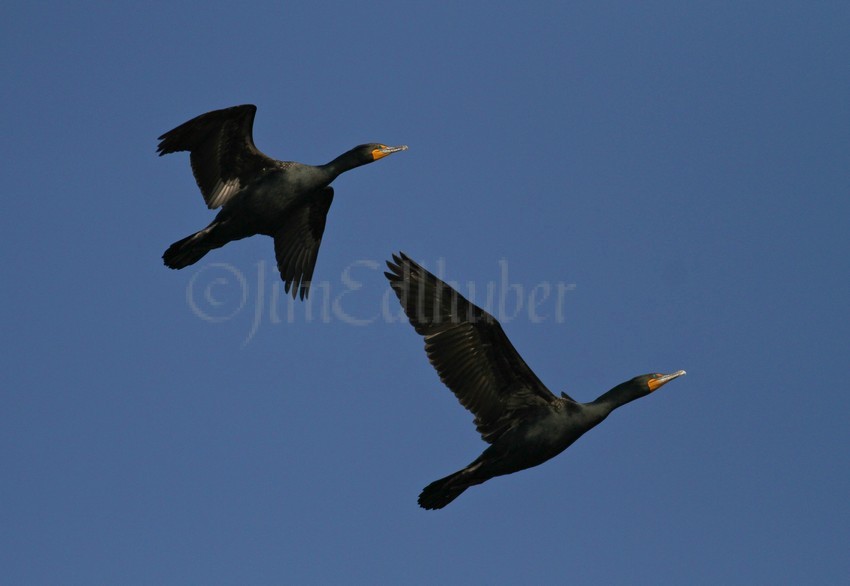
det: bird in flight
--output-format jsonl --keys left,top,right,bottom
{"left": 385, "top": 252, "right": 686, "bottom": 509}
{"left": 157, "top": 104, "right": 407, "bottom": 299}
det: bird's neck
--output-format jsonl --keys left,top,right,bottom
{"left": 321, "top": 149, "right": 368, "bottom": 179}
{"left": 588, "top": 382, "right": 645, "bottom": 417}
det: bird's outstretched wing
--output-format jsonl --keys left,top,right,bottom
{"left": 386, "top": 252, "right": 572, "bottom": 444}
{"left": 273, "top": 188, "right": 335, "bottom": 300}
{"left": 157, "top": 104, "right": 276, "bottom": 209}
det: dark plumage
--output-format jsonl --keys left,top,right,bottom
{"left": 157, "top": 104, "right": 407, "bottom": 299}
{"left": 385, "top": 252, "right": 686, "bottom": 509}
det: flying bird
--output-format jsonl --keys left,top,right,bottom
{"left": 385, "top": 252, "right": 686, "bottom": 509}
{"left": 157, "top": 104, "right": 407, "bottom": 299}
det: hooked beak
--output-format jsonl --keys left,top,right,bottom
{"left": 372, "top": 145, "right": 408, "bottom": 160}
{"left": 648, "top": 370, "right": 686, "bottom": 392}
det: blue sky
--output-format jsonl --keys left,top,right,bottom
{"left": 2, "top": 1, "right": 849, "bottom": 584}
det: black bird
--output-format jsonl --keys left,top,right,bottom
{"left": 385, "top": 252, "right": 686, "bottom": 509}
{"left": 157, "top": 104, "right": 407, "bottom": 299}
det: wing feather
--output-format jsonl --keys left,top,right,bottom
{"left": 273, "top": 188, "right": 334, "bottom": 300}
{"left": 386, "top": 253, "right": 569, "bottom": 443}
{"left": 157, "top": 104, "right": 276, "bottom": 209}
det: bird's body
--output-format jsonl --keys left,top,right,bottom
{"left": 432, "top": 403, "right": 598, "bottom": 488}
{"left": 385, "top": 253, "right": 685, "bottom": 509}
{"left": 157, "top": 104, "right": 407, "bottom": 299}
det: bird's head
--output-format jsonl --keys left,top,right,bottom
{"left": 353, "top": 143, "right": 408, "bottom": 165}
{"left": 326, "top": 143, "right": 408, "bottom": 177}
{"left": 634, "top": 370, "right": 687, "bottom": 395}
{"left": 593, "top": 370, "right": 686, "bottom": 412}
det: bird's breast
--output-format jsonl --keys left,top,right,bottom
{"left": 522, "top": 409, "right": 595, "bottom": 454}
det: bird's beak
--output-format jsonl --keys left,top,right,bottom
{"left": 372, "top": 145, "right": 408, "bottom": 160}
{"left": 648, "top": 370, "right": 686, "bottom": 392}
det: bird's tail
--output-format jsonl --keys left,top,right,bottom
{"left": 162, "top": 227, "right": 217, "bottom": 269}
{"left": 418, "top": 469, "right": 475, "bottom": 510}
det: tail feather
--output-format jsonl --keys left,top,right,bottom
{"left": 163, "top": 229, "right": 214, "bottom": 269}
{"left": 418, "top": 469, "right": 474, "bottom": 510}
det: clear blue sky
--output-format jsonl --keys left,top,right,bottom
{"left": 3, "top": 2, "right": 849, "bottom": 584}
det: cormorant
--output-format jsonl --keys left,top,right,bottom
{"left": 385, "top": 252, "right": 686, "bottom": 509}
{"left": 157, "top": 104, "right": 407, "bottom": 299}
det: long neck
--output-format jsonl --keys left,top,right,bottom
{"left": 320, "top": 148, "right": 369, "bottom": 180}
{"left": 588, "top": 381, "right": 646, "bottom": 417}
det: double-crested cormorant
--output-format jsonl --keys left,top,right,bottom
{"left": 157, "top": 104, "right": 407, "bottom": 299}
{"left": 385, "top": 253, "right": 686, "bottom": 510}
